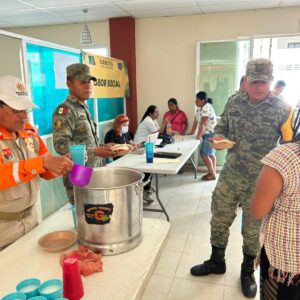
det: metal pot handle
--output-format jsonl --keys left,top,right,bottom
{"left": 135, "top": 179, "right": 151, "bottom": 195}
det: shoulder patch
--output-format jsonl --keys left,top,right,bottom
{"left": 53, "top": 118, "right": 65, "bottom": 130}
{"left": 1, "top": 146, "right": 14, "bottom": 161}
{"left": 55, "top": 106, "right": 68, "bottom": 115}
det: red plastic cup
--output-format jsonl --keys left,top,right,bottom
{"left": 63, "top": 257, "right": 84, "bottom": 300}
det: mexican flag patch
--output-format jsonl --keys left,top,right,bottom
{"left": 56, "top": 107, "right": 67, "bottom": 115}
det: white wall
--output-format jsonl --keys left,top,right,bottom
{"left": 135, "top": 7, "right": 300, "bottom": 125}
{"left": 8, "top": 6, "right": 300, "bottom": 126}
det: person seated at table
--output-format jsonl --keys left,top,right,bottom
{"left": 163, "top": 98, "right": 188, "bottom": 135}
{"left": 134, "top": 105, "right": 164, "bottom": 204}
{"left": 104, "top": 114, "right": 138, "bottom": 160}
{"left": 134, "top": 105, "right": 161, "bottom": 144}
{"left": 0, "top": 75, "right": 73, "bottom": 250}
{"left": 250, "top": 103, "right": 300, "bottom": 300}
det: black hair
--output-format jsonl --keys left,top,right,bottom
{"left": 168, "top": 98, "right": 178, "bottom": 106}
{"left": 141, "top": 105, "right": 157, "bottom": 122}
{"left": 275, "top": 80, "right": 286, "bottom": 88}
{"left": 292, "top": 108, "right": 300, "bottom": 142}
{"left": 0, "top": 100, "right": 5, "bottom": 107}
{"left": 67, "top": 76, "right": 75, "bottom": 82}
{"left": 196, "top": 91, "right": 213, "bottom": 104}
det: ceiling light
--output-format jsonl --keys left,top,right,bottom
{"left": 81, "top": 9, "right": 92, "bottom": 44}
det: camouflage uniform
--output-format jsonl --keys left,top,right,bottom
{"left": 211, "top": 92, "right": 290, "bottom": 256}
{"left": 227, "top": 90, "right": 245, "bottom": 102}
{"left": 52, "top": 94, "right": 101, "bottom": 204}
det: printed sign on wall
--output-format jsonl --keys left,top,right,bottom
{"left": 82, "top": 52, "right": 130, "bottom": 98}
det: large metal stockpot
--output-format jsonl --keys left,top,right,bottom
{"left": 74, "top": 167, "right": 144, "bottom": 255}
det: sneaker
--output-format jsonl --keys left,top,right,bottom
{"left": 143, "top": 190, "right": 154, "bottom": 204}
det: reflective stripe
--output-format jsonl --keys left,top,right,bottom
{"left": 12, "top": 162, "right": 21, "bottom": 184}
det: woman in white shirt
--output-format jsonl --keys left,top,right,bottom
{"left": 134, "top": 105, "right": 161, "bottom": 204}
{"left": 134, "top": 105, "right": 160, "bottom": 145}
{"left": 189, "top": 91, "right": 217, "bottom": 181}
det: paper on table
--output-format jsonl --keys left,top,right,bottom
{"left": 155, "top": 138, "right": 163, "bottom": 145}
{"left": 153, "top": 158, "right": 180, "bottom": 164}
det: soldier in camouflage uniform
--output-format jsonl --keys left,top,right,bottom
{"left": 190, "top": 58, "right": 291, "bottom": 298}
{"left": 52, "top": 63, "right": 118, "bottom": 204}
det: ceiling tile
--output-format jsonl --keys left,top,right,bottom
{"left": 0, "top": 0, "right": 33, "bottom": 13}
{"left": 23, "top": 0, "right": 110, "bottom": 9}
{"left": 132, "top": 6, "right": 202, "bottom": 18}
{"left": 0, "top": 8, "right": 41, "bottom": 18}
{"left": 114, "top": 0, "right": 198, "bottom": 11}
{"left": 44, "top": 3, "right": 127, "bottom": 23}
{"left": 279, "top": 0, "right": 300, "bottom": 5}
{"left": 0, "top": 0, "right": 298, "bottom": 28}
{"left": 199, "top": 1, "right": 278, "bottom": 13}
{"left": 0, "top": 10, "right": 66, "bottom": 26}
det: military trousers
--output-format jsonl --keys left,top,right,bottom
{"left": 210, "top": 166, "right": 261, "bottom": 257}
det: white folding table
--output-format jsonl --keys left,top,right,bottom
{"left": 0, "top": 207, "right": 170, "bottom": 300}
{"left": 108, "top": 136, "right": 200, "bottom": 221}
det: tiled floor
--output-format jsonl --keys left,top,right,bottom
{"left": 141, "top": 171, "right": 260, "bottom": 300}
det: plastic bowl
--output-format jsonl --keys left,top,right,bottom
{"left": 2, "top": 292, "right": 26, "bottom": 300}
{"left": 38, "top": 231, "right": 77, "bottom": 253}
{"left": 16, "top": 278, "right": 40, "bottom": 298}
{"left": 38, "top": 279, "right": 63, "bottom": 300}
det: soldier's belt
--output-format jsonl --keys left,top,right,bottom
{"left": 0, "top": 207, "right": 32, "bottom": 221}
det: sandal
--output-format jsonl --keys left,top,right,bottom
{"left": 201, "top": 173, "right": 210, "bottom": 180}
{"left": 202, "top": 174, "right": 216, "bottom": 181}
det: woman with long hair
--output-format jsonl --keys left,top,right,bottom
{"left": 251, "top": 103, "right": 300, "bottom": 300}
{"left": 189, "top": 91, "right": 217, "bottom": 181}
{"left": 134, "top": 105, "right": 160, "bottom": 145}
{"left": 133, "top": 105, "right": 161, "bottom": 204}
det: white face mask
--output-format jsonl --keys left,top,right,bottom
{"left": 121, "top": 126, "right": 129, "bottom": 134}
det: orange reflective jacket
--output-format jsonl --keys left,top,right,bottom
{"left": 0, "top": 123, "right": 55, "bottom": 191}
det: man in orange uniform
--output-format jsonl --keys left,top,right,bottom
{"left": 0, "top": 75, "right": 73, "bottom": 250}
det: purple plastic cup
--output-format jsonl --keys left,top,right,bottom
{"left": 69, "top": 164, "right": 93, "bottom": 187}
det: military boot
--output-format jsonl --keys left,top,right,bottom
{"left": 240, "top": 253, "right": 257, "bottom": 298}
{"left": 190, "top": 245, "right": 226, "bottom": 276}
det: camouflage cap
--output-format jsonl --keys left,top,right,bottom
{"left": 66, "top": 63, "right": 96, "bottom": 82}
{"left": 246, "top": 58, "right": 273, "bottom": 83}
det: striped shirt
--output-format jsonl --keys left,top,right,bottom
{"left": 261, "top": 143, "right": 300, "bottom": 277}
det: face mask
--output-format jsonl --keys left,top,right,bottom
{"left": 121, "top": 126, "right": 129, "bottom": 134}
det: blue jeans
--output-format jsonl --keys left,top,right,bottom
{"left": 200, "top": 133, "right": 216, "bottom": 156}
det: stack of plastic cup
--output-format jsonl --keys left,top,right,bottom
{"left": 16, "top": 278, "right": 40, "bottom": 298}
{"left": 38, "top": 279, "right": 63, "bottom": 300}
{"left": 1, "top": 292, "right": 26, "bottom": 300}
{"left": 63, "top": 257, "right": 84, "bottom": 300}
